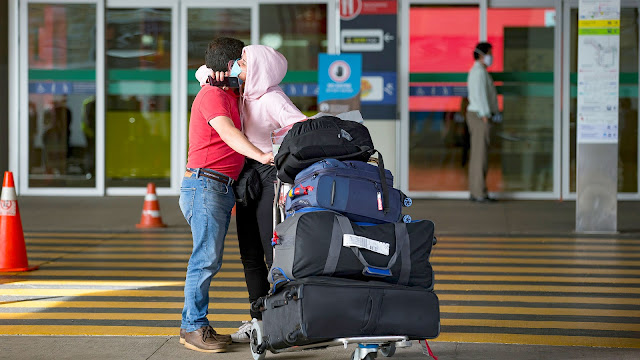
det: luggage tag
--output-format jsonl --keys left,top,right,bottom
{"left": 377, "top": 192, "right": 383, "bottom": 211}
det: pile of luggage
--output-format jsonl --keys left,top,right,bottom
{"left": 253, "top": 115, "right": 440, "bottom": 352}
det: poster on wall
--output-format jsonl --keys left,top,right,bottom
{"left": 317, "top": 53, "right": 362, "bottom": 115}
{"left": 340, "top": 0, "right": 397, "bottom": 120}
{"left": 577, "top": 0, "right": 620, "bottom": 143}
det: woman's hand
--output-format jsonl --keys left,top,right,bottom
{"left": 258, "top": 152, "right": 274, "bottom": 165}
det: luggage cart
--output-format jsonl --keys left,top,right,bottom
{"left": 249, "top": 179, "right": 415, "bottom": 360}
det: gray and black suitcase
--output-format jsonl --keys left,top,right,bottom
{"left": 269, "top": 209, "right": 436, "bottom": 290}
{"left": 254, "top": 276, "right": 440, "bottom": 351}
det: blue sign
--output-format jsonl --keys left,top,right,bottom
{"left": 29, "top": 81, "right": 96, "bottom": 95}
{"left": 409, "top": 85, "right": 468, "bottom": 97}
{"left": 279, "top": 83, "right": 318, "bottom": 97}
{"left": 318, "top": 53, "right": 362, "bottom": 103}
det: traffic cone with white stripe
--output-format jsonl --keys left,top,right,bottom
{"left": 136, "top": 183, "right": 166, "bottom": 229}
{"left": 0, "top": 171, "right": 38, "bottom": 272}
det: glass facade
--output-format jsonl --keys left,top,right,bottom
{"left": 6, "top": 1, "right": 639, "bottom": 199}
{"left": 27, "top": 3, "right": 97, "bottom": 188}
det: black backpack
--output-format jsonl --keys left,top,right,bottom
{"left": 274, "top": 116, "right": 391, "bottom": 213}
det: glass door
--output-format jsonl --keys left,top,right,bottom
{"left": 105, "top": 0, "right": 178, "bottom": 195}
{"left": 563, "top": 0, "right": 640, "bottom": 200}
{"left": 19, "top": 0, "right": 104, "bottom": 195}
{"left": 179, "top": 0, "right": 257, "bottom": 175}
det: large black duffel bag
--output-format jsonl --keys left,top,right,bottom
{"left": 270, "top": 210, "right": 436, "bottom": 290}
{"left": 274, "top": 116, "right": 377, "bottom": 184}
{"left": 255, "top": 276, "right": 440, "bottom": 351}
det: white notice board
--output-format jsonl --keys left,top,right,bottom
{"left": 577, "top": 0, "right": 620, "bottom": 143}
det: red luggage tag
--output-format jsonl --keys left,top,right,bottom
{"left": 377, "top": 191, "right": 383, "bottom": 211}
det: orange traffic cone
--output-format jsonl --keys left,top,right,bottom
{"left": 0, "top": 171, "right": 38, "bottom": 272}
{"left": 136, "top": 183, "right": 167, "bottom": 229}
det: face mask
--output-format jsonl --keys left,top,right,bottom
{"left": 483, "top": 54, "right": 493, "bottom": 67}
{"left": 230, "top": 60, "right": 243, "bottom": 78}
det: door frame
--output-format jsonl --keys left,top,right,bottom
{"left": 400, "top": 0, "right": 562, "bottom": 199}
{"left": 561, "top": 0, "right": 640, "bottom": 200}
{"left": 104, "top": 0, "right": 180, "bottom": 196}
{"left": 17, "top": 0, "right": 106, "bottom": 196}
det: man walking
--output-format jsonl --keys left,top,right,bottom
{"left": 466, "top": 42, "right": 499, "bottom": 202}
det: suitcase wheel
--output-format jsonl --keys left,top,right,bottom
{"left": 250, "top": 319, "right": 266, "bottom": 360}
{"left": 402, "top": 215, "right": 412, "bottom": 223}
{"left": 351, "top": 350, "right": 378, "bottom": 360}
{"left": 380, "top": 343, "right": 396, "bottom": 357}
{"left": 403, "top": 197, "right": 413, "bottom": 207}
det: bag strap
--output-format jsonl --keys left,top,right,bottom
{"left": 322, "top": 216, "right": 349, "bottom": 276}
{"left": 372, "top": 150, "right": 389, "bottom": 215}
{"left": 396, "top": 223, "right": 412, "bottom": 286}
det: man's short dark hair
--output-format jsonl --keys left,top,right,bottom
{"left": 473, "top": 42, "right": 492, "bottom": 60}
{"left": 205, "top": 37, "right": 245, "bottom": 72}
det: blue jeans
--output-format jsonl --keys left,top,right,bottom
{"left": 179, "top": 171, "right": 235, "bottom": 332}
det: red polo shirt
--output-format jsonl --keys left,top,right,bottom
{"left": 186, "top": 86, "right": 244, "bottom": 180}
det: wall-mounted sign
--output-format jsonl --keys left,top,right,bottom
{"left": 318, "top": 53, "right": 362, "bottom": 115}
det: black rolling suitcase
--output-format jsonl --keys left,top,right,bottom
{"left": 254, "top": 276, "right": 440, "bottom": 351}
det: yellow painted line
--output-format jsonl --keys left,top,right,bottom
{"left": 0, "top": 312, "right": 248, "bottom": 321}
{"left": 442, "top": 237, "right": 640, "bottom": 244}
{"left": 24, "top": 233, "right": 114, "bottom": 238}
{"left": 25, "top": 239, "right": 240, "bottom": 247}
{"left": 431, "top": 257, "right": 640, "bottom": 266}
{"left": 43, "top": 261, "right": 244, "bottom": 269}
{"left": 27, "top": 246, "right": 200, "bottom": 252}
{"left": 434, "top": 265, "right": 640, "bottom": 276}
{"left": 5, "top": 270, "right": 244, "bottom": 278}
{"left": 27, "top": 253, "right": 241, "bottom": 261}
{"left": 440, "top": 305, "right": 640, "bottom": 317}
{"left": 434, "top": 283, "right": 640, "bottom": 294}
{"left": 438, "top": 243, "right": 638, "bottom": 251}
{"left": 434, "top": 333, "right": 640, "bottom": 348}
{"left": 0, "top": 280, "right": 185, "bottom": 287}
{"left": 0, "top": 325, "right": 237, "bottom": 336}
{"left": 433, "top": 249, "right": 639, "bottom": 258}
{"left": 0, "top": 301, "right": 248, "bottom": 309}
{"left": 0, "top": 288, "right": 247, "bottom": 298}
{"left": 442, "top": 318, "right": 640, "bottom": 332}
{"left": 437, "top": 274, "right": 640, "bottom": 284}
{"left": 439, "top": 294, "right": 640, "bottom": 305}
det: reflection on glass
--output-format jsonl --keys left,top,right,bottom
{"left": 487, "top": 8, "right": 555, "bottom": 192}
{"left": 570, "top": 8, "right": 638, "bottom": 192}
{"left": 408, "top": 5, "right": 479, "bottom": 191}
{"left": 106, "top": 8, "right": 172, "bottom": 187}
{"left": 27, "top": 4, "right": 96, "bottom": 187}
{"left": 260, "top": 4, "right": 327, "bottom": 114}
{"left": 186, "top": 8, "right": 251, "bottom": 142}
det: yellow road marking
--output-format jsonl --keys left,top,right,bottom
{"left": 434, "top": 265, "right": 640, "bottom": 275}
{"left": 0, "top": 301, "right": 248, "bottom": 309}
{"left": 437, "top": 274, "right": 640, "bottom": 284}
{"left": 42, "top": 262, "right": 244, "bottom": 269}
{"left": 434, "top": 333, "right": 640, "bottom": 348}
{"left": 25, "top": 253, "right": 241, "bottom": 260}
{"left": 433, "top": 249, "right": 640, "bottom": 258}
{"left": 435, "top": 283, "right": 640, "bottom": 294}
{"left": 442, "top": 237, "right": 640, "bottom": 244}
{"left": 439, "top": 294, "right": 640, "bottom": 305}
{"left": 0, "top": 325, "right": 237, "bottom": 336}
{"left": 440, "top": 306, "right": 640, "bottom": 317}
{"left": 0, "top": 280, "right": 185, "bottom": 287}
{"left": 3, "top": 270, "right": 245, "bottom": 278}
{"left": 442, "top": 319, "right": 640, "bottom": 331}
{"left": 0, "top": 289, "right": 247, "bottom": 298}
{"left": 431, "top": 257, "right": 640, "bottom": 266}
{"left": 438, "top": 243, "right": 639, "bottom": 251}
{"left": 0, "top": 313, "right": 248, "bottom": 321}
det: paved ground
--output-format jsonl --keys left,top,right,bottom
{"left": 0, "top": 197, "right": 638, "bottom": 359}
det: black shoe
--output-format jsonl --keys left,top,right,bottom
{"left": 470, "top": 196, "right": 497, "bottom": 203}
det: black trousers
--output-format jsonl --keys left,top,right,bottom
{"left": 235, "top": 160, "right": 276, "bottom": 320}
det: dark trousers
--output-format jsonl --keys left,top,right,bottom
{"left": 235, "top": 161, "right": 276, "bottom": 320}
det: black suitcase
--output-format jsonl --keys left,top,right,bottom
{"left": 254, "top": 277, "right": 440, "bottom": 351}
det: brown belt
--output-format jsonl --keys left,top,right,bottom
{"left": 184, "top": 169, "right": 234, "bottom": 186}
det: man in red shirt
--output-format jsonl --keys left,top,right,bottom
{"left": 178, "top": 37, "right": 272, "bottom": 353}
